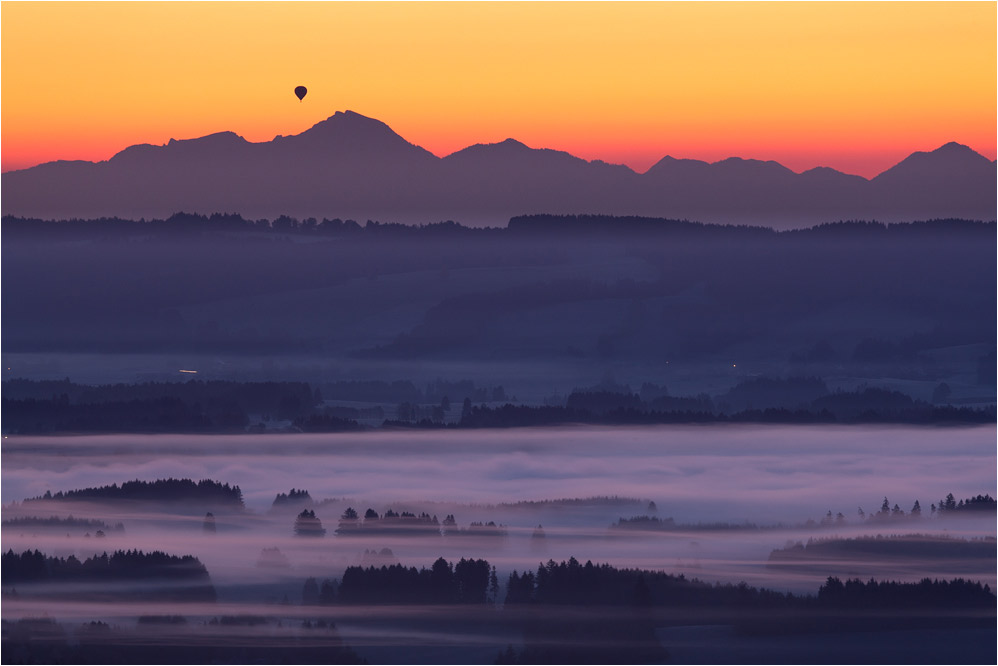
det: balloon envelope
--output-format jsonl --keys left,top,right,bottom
{"left": 294, "top": 86, "right": 307, "bottom": 101}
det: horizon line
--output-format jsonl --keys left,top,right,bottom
{"left": 2, "top": 109, "right": 993, "bottom": 180}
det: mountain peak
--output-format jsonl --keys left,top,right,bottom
{"left": 936, "top": 140, "right": 972, "bottom": 151}
{"left": 644, "top": 155, "right": 711, "bottom": 178}
{"left": 443, "top": 138, "right": 533, "bottom": 161}
{"left": 301, "top": 110, "right": 398, "bottom": 137}
{"left": 280, "top": 110, "right": 437, "bottom": 162}
{"left": 874, "top": 141, "right": 992, "bottom": 183}
{"left": 929, "top": 141, "right": 988, "bottom": 160}
{"left": 909, "top": 141, "right": 984, "bottom": 161}
{"left": 460, "top": 137, "right": 529, "bottom": 151}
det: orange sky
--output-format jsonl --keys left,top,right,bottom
{"left": 2, "top": 2, "right": 995, "bottom": 177}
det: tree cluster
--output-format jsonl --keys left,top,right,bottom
{"left": 334, "top": 557, "right": 498, "bottom": 605}
{"left": 769, "top": 534, "right": 996, "bottom": 563}
{"left": 2, "top": 516, "right": 124, "bottom": 534}
{"left": 936, "top": 493, "right": 997, "bottom": 514}
{"left": 818, "top": 576, "right": 994, "bottom": 609}
{"left": 331, "top": 507, "right": 507, "bottom": 538}
{"left": 506, "top": 557, "right": 796, "bottom": 609}
{"left": 271, "top": 488, "right": 314, "bottom": 509}
{"left": 2, "top": 549, "right": 216, "bottom": 601}
{"left": 293, "top": 510, "right": 326, "bottom": 537}
{"left": 26, "top": 478, "right": 244, "bottom": 510}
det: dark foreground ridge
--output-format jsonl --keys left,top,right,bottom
{"left": 4, "top": 377, "right": 994, "bottom": 434}
{"left": 4, "top": 213, "right": 993, "bottom": 385}
{"left": 1, "top": 616, "right": 364, "bottom": 665}
{"left": 2, "top": 212, "right": 994, "bottom": 239}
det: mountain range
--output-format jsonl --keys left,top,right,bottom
{"left": 3, "top": 110, "right": 995, "bottom": 227}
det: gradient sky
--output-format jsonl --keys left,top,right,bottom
{"left": 2, "top": 2, "right": 995, "bottom": 176}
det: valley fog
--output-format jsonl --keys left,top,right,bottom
{"left": 4, "top": 425, "right": 994, "bottom": 597}
{"left": 4, "top": 425, "right": 992, "bottom": 519}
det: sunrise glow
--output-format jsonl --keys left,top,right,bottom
{"left": 2, "top": 2, "right": 995, "bottom": 176}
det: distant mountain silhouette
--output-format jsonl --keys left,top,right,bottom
{"left": 3, "top": 111, "right": 994, "bottom": 226}
{"left": 870, "top": 142, "right": 997, "bottom": 220}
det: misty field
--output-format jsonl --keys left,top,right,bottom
{"left": 4, "top": 425, "right": 994, "bottom": 591}
{"left": 3, "top": 425, "right": 995, "bottom": 663}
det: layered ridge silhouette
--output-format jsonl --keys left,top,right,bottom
{"left": 3, "top": 111, "right": 995, "bottom": 226}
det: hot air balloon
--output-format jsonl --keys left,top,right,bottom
{"left": 294, "top": 86, "right": 307, "bottom": 101}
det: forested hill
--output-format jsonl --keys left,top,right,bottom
{"left": 24, "top": 478, "right": 244, "bottom": 510}
{"left": 2, "top": 213, "right": 993, "bottom": 240}
{"left": 3, "top": 378, "right": 994, "bottom": 434}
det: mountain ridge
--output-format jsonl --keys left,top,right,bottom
{"left": 14, "top": 110, "right": 988, "bottom": 179}
{"left": 3, "top": 110, "right": 994, "bottom": 227}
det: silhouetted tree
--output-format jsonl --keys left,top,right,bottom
{"left": 294, "top": 509, "right": 326, "bottom": 537}
{"left": 336, "top": 507, "right": 360, "bottom": 535}
{"left": 441, "top": 514, "right": 458, "bottom": 537}
{"left": 489, "top": 565, "right": 500, "bottom": 605}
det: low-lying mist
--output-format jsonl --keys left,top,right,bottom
{"left": 4, "top": 425, "right": 992, "bottom": 517}
{"left": 3, "top": 425, "right": 994, "bottom": 596}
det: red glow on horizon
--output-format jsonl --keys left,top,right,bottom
{"left": 5, "top": 130, "right": 995, "bottom": 179}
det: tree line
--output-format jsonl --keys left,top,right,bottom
{"left": 2, "top": 549, "right": 216, "bottom": 602}
{"left": 25, "top": 478, "right": 244, "bottom": 510}
{"left": 293, "top": 507, "right": 507, "bottom": 539}
{"left": 317, "top": 557, "right": 499, "bottom": 605}
{"left": 769, "top": 534, "right": 996, "bottom": 563}
{"left": 6, "top": 213, "right": 990, "bottom": 241}
{"left": 2, "top": 379, "right": 320, "bottom": 434}
{"left": 296, "top": 555, "right": 993, "bottom": 611}
{"left": 2, "top": 516, "right": 125, "bottom": 534}
{"left": 613, "top": 492, "right": 996, "bottom": 533}
{"left": 456, "top": 393, "right": 993, "bottom": 427}
{"left": 5, "top": 377, "right": 991, "bottom": 435}
{"left": 818, "top": 576, "right": 994, "bottom": 609}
